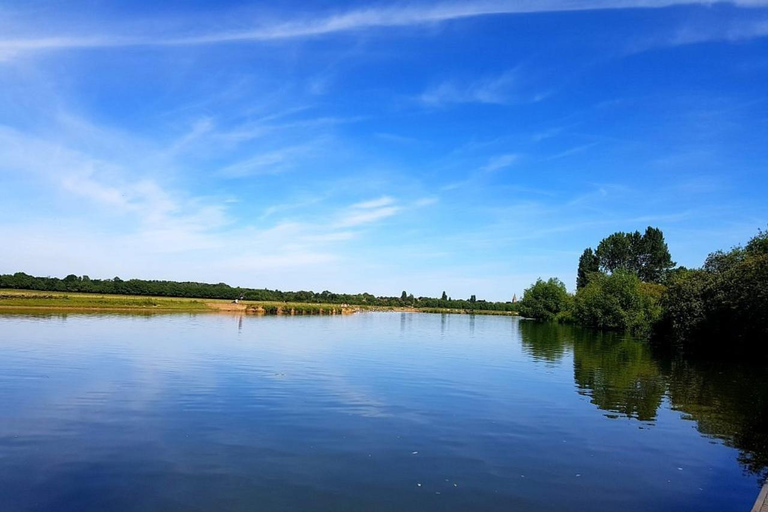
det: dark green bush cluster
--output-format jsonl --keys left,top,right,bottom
{"left": 573, "top": 271, "right": 663, "bottom": 336}
{"left": 657, "top": 229, "right": 768, "bottom": 357}
{"left": 517, "top": 278, "right": 572, "bottom": 321}
{"left": 521, "top": 226, "right": 768, "bottom": 359}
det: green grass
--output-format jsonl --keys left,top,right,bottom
{"left": 0, "top": 290, "right": 358, "bottom": 315}
{"left": 0, "top": 289, "right": 517, "bottom": 316}
{"left": 242, "top": 301, "right": 355, "bottom": 315}
{"left": 417, "top": 307, "right": 518, "bottom": 316}
{"left": 0, "top": 290, "right": 211, "bottom": 311}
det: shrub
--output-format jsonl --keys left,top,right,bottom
{"left": 573, "top": 270, "right": 663, "bottom": 336}
{"left": 518, "top": 278, "right": 572, "bottom": 321}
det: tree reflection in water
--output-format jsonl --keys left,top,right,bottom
{"left": 519, "top": 320, "right": 768, "bottom": 481}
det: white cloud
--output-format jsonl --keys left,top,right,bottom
{"left": 351, "top": 196, "right": 396, "bottom": 209}
{"left": 420, "top": 70, "right": 522, "bottom": 106}
{"left": 337, "top": 205, "right": 401, "bottom": 227}
{"left": 1, "top": 1, "right": 767, "bottom": 59}
{"left": 414, "top": 197, "right": 439, "bottom": 207}
{"left": 480, "top": 153, "right": 519, "bottom": 172}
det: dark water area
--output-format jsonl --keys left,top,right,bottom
{"left": 0, "top": 312, "right": 766, "bottom": 512}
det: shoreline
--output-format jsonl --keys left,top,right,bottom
{"left": 0, "top": 290, "right": 518, "bottom": 316}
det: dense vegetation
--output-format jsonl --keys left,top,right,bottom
{"left": 516, "top": 278, "right": 571, "bottom": 322}
{"left": 0, "top": 273, "right": 517, "bottom": 313}
{"left": 519, "top": 226, "right": 768, "bottom": 359}
{"left": 657, "top": 229, "right": 768, "bottom": 357}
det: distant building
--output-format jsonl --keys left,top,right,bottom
{"left": 512, "top": 294, "right": 517, "bottom": 303}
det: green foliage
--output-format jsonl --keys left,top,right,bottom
{"left": 659, "top": 228, "right": 768, "bottom": 357}
{"left": 594, "top": 226, "right": 675, "bottom": 283}
{"left": 576, "top": 247, "right": 599, "bottom": 290}
{"left": 518, "top": 278, "right": 572, "bottom": 321}
{"left": 573, "top": 270, "right": 663, "bottom": 336}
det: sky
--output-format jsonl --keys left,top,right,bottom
{"left": 0, "top": 0, "right": 767, "bottom": 301}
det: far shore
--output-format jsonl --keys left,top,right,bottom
{"left": 0, "top": 290, "right": 518, "bottom": 317}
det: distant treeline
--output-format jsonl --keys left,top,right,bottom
{"left": 517, "top": 226, "right": 768, "bottom": 359}
{"left": 0, "top": 273, "right": 517, "bottom": 312}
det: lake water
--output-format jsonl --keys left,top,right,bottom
{"left": 0, "top": 312, "right": 765, "bottom": 512}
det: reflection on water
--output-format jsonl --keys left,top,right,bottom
{"left": 0, "top": 312, "right": 766, "bottom": 512}
{"left": 520, "top": 320, "right": 768, "bottom": 480}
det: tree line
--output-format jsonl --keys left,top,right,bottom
{"left": 517, "top": 226, "right": 768, "bottom": 359}
{"left": 0, "top": 273, "right": 517, "bottom": 312}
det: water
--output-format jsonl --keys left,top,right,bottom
{"left": 0, "top": 312, "right": 765, "bottom": 512}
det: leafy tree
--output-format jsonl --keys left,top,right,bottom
{"left": 637, "top": 227, "right": 675, "bottom": 282}
{"left": 518, "top": 278, "right": 571, "bottom": 321}
{"left": 596, "top": 232, "right": 636, "bottom": 273}
{"left": 400, "top": 290, "right": 407, "bottom": 301}
{"left": 594, "top": 226, "right": 674, "bottom": 283}
{"left": 576, "top": 248, "right": 600, "bottom": 290}
{"left": 441, "top": 291, "right": 448, "bottom": 300}
{"left": 659, "top": 227, "right": 768, "bottom": 357}
{"left": 573, "top": 270, "right": 663, "bottom": 335}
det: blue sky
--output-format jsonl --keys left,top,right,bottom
{"left": 1, "top": 0, "right": 767, "bottom": 300}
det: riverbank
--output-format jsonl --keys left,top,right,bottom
{"left": 0, "top": 290, "right": 353, "bottom": 315}
{"left": 0, "top": 290, "right": 517, "bottom": 316}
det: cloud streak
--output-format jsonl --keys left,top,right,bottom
{"left": 1, "top": 0, "right": 767, "bottom": 59}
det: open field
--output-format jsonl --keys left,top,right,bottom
{"left": 0, "top": 290, "right": 353, "bottom": 315}
{"left": 0, "top": 289, "right": 519, "bottom": 316}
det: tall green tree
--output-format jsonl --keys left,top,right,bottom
{"left": 596, "top": 232, "right": 636, "bottom": 273}
{"left": 637, "top": 226, "right": 675, "bottom": 282}
{"left": 576, "top": 248, "right": 600, "bottom": 290}
{"left": 594, "top": 226, "right": 674, "bottom": 283}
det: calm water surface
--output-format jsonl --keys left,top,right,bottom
{"left": 1, "top": 312, "right": 766, "bottom": 512}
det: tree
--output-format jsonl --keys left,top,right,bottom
{"left": 577, "top": 248, "right": 600, "bottom": 290}
{"left": 658, "top": 227, "right": 768, "bottom": 357}
{"left": 400, "top": 290, "right": 407, "bottom": 301}
{"left": 518, "top": 278, "right": 571, "bottom": 321}
{"left": 594, "top": 227, "right": 674, "bottom": 283}
{"left": 637, "top": 227, "right": 675, "bottom": 282}
{"left": 596, "top": 232, "right": 636, "bottom": 274}
{"left": 470, "top": 294, "right": 477, "bottom": 303}
{"left": 573, "top": 270, "right": 663, "bottom": 335}
{"left": 441, "top": 291, "right": 448, "bottom": 300}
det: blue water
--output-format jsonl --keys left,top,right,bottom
{"left": 0, "top": 312, "right": 763, "bottom": 511}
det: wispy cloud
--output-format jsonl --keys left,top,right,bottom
{"left": 216, "top": 141, "right": 322, "bottom": 178}
{"left": 420, "top": 69, "right": 525, "bottom": 106}
{"left": 338, "top": 205, "right": 401, "bottom": 227}
{"left": 351, "top": 196, "right": 396, "bottom": 209}
{"left": 480, "top": 153, "right": 519, "bottom": 172}
{"left": 2, "top": 1, "right": 766, "bottom": 59}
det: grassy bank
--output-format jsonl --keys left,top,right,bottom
{"left": 0, "top": 290, "right": 355, "bottom": 315}
{"left": 0, "top": 290, "right": 518, "bottom": 316}
{"left": 417, "top": 307, "right": 518, "bottom": 316}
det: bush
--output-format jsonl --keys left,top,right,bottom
{"left": 518, "top": 278, "right": 572, "bottom": 321}
{"left": 658, "top": 230, "right": 768, "bottom": 357}
{"left": 573, "top": 270, "right": 663, "bottom": 336}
